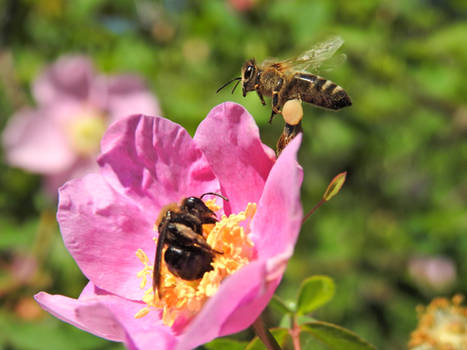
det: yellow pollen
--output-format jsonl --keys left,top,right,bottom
{"left": 67, "top": 111, "right": 107, "bottom": 156}
{"left": 134, "top": 201, "right": 256, "bottom": 327}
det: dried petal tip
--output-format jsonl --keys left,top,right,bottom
{"left": 135, "top": 201, "right": 256, "bottom": 327}
{"left": 409, "top": 294, "right": 467, "bottom": 350}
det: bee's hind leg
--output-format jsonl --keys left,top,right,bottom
{"left": 269, "top": 77, "right": 283, "bottom": 123}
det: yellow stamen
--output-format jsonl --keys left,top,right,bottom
{"left": 135, "top": 201, "right": 256, "bottom": 327}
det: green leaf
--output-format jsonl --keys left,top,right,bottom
{"left": 204, "top": 337, "right": 247, "bottom": 350}
{"left": 300, "top": 330, "right": 332, "bottom": 350}
{"left": 301, "top": 321, "right": 377, "bottom": 350}
{"left": 323, "top": 172, "right": 347, "bottom": 201}
{"left": 269, "top": 295, "right": 294, "bottom": 315}
{"left": 296, "top": 276, "right": 335, "bottom": 315}
{"left": 245, "top": 328, "right": 290, "bottom": 350}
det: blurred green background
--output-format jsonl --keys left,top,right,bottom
{"left": 1, "top": 0, "right": 466, "bottom": 349}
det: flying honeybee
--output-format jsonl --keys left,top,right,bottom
{"left": 153, "top": 192, "right": 227, "bottom": 298}
{"left": 217, "top": 36, "right": 352, "bottom": 123}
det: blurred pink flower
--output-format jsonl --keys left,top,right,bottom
{"left": 228, "top": 0, "right": 256, "bottom": 12}
{"left": 2, "top": 55, "right": 161, "bottom": 196}
{"left": 34, "top": 103, "right": 303, "bottom": 349}
{"left": 408, "top": 256, "right": 457, "bottom": 291}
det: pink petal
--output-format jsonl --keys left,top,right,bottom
{"left": 176, "top": 260, "right": 268, "bottom": 349}
{"left": 2, "top": 108, "right": 75, "bottom": 173}
{"left": 264, "top": 246, "right": 294, "bottom": 284}
{"left": 92, "top": 75, "right": 162, "bottom": 122}
{"left": 34, "top": 291, "right": 127, "bottom": 342}
{"left": 33, "top": 55, "right": 95, "bottom": 106}
{"left": 46, "top": 98, "right": 98, "bottom": 124}
{"left": 78, "top": 284, "right": 176, "bottom": 350}
{"left": 79, "top": 280, "right": 99, "bottom": 298}
{"left": 107, "top": 91, "right": 161, "bottom": 123}
{"left": 194, "top": 103, "right": 275, "bottom": 215}
{"left": 98, "top": 114, "right": 220, "bottom": 214}
{"left": 57, "top": 172, "right": 155, "bottom": 300}
{"left": 114, "top": 305, "right": 176, "bottom": 350}
{"left": 35, "top": 284, "right": 177, "bottom": 349}
{"left": 252, "top": 135, "right": 303, "bottom": 258}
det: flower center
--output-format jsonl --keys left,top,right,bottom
{"left": 67, "top": 112, "right": 107, "bottom": 156}
{"left": 135, "top": 200, "right": 257, "bottom": 327}
{"left": 409, "top": 295, "right": 467, "bottom": 349}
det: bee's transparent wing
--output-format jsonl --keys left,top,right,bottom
{"left": 284, "top": 36, "right": 345, "bottom": 72}
{"left": 317, "top": 53, "right": 347, "bottom": 73}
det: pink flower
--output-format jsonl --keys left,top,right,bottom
{"left": 2, "top": 55, "right": 161, "bottom": 196}
{"left": 34, "top": 102, "right": 303, "bottom": 349}
{"left": 408, "top": 256, "right": 457, "bottom": 291}
{"left": 228, "top": 0, "right": 256, "bottom": 12}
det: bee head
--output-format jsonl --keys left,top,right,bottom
{"left": 181, "top": 193, "right": 228, "bottom": 223}
{"left": 241, "top": 59, "right": 257, "bottom": 97}
{"left": 181, "top": 196, "right": 214, "bottom": 217}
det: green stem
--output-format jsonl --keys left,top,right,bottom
{"left": 302, "top": 198, "right": 326, "bottom": 224}
{"left": 252, "top": 316, "right": 282, "bottom": 350}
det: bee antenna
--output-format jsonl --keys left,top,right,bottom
{"left": 200, "top": 192, "right": 229, "bottom": 201}
{"left": 216, "top": 77, "right": 241, "bottom": 94}
{"left": 231, "top": 79, "right": 241, "bottom": 94}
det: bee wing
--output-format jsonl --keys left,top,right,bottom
{"left": 153, "top": 220, "right": 168, "bottom": 295}
{"left": 317, "top": 53, "right": 347, "bottom": 73}
{"left": 283, "top": 36, "right": 345, "bottom": 72}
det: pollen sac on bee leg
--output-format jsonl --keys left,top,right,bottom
{"left": 281, "top": 99, "right": 303, "bottom": 126}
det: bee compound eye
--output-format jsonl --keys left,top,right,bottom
{"left": 244, "top": 65, "right": 254, "bottom": 80}
{"left": 185, "top": 197, "right": 196, "bottom": 208}
{"left": 184, "top": 196, "right": 207, "bottom": 211}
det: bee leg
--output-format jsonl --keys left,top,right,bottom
{"left": 269, "top": 78, "right": 284, "bottom": 123}
{"left": 269, "top": 95, "right": 281, "bottom": 123}
{"left": 276, "top": 122, "right": 302, "bottom": 156}
{"left": 269, "top": 110, "right": 276, "bottom": 123}
{"left": 153, "top": 219, "right": 169, "bottom": 295}
{"left": 254, "top": 72, "right": 266, "bottom": 105}
{"left": 170, "top": 223, "right": 214, "bottom": 252}
{"left": 255, "top": 89, "right": 266, "bottom": 106}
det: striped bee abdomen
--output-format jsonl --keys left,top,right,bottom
{"left": 286, "top": 73, "right": 352, "bottom": 110}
